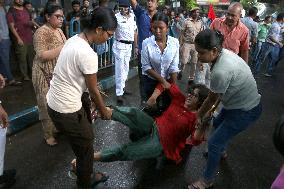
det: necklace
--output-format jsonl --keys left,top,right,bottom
{"left": 83, "top": 32, "right": 91, "bottom": 45}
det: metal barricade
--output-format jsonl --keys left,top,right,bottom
{"left": 94, "top": 38, "right": 136, "bottom": 70}
{"left": 69, "top": 18, "right": 81, "bottom": 37}
{"left": 69, "top": 19, "right": 136, "bottom": 70}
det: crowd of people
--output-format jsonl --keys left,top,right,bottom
{"left": 0, "top": 0, "right": 284, "bottom": 188}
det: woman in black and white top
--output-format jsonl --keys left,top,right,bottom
{"left": 47, "top": 7, "right": 117, "bottom": 189}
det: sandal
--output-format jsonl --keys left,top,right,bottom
{"left": 8, "top": 80, "right": 22, "bottom": 86}
{"left": 68, "top": 160, "right": 109, "bottom": 185}
{"left": 68, "top": 169, "right": 109, "bottom": 185}
{"left": 184, "top": 180, "right": 214, "bottom": 189}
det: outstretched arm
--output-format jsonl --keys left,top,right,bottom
{"left": 146, "top": 87, "right": 163, "bottom": 106}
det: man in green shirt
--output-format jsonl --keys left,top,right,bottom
{"left": 252, "top": 16, "right": 272, "bottom": 62}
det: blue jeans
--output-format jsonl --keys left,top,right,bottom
{"left": 252, "top": 41, "right": 263, "bottom": 62}
{"left": 254, "top": 42, "right": 280, "bottom": 75}
{"left": 276, "top": 46, "right": 284, "bottom": 65}
{"left": 0, "top": 39, "right": 13, "bottom": 80}
{"left": 202, "top": 103, "right": 262, "bottom": 184}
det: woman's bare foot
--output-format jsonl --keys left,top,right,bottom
{"left": 93, "top": 152, "right": 102, "bottom": 161}
{"left": 70, "top": 152, "right": 102, "bottom": 172}
{"left": 45, "top": 137, "right": 58, "bottom": 146}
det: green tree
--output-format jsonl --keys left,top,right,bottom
{"left": 240, "top": 0, "right": 258, "bottom": 9}
{"left": 185, "top": 0, "right": 198, "bottom": 10}
{"left": 159, "top": 0, "right": 166, "bottom": 6}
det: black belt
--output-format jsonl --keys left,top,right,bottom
{"left": 116, "top": 40, "right": 134, "bottom": 44}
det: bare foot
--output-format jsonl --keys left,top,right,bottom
{"left": 71, "top": 158, "right": 76, "bottom": 172}
{"left": 45, "top": 137, "right": 58, "bottom": 146}
{"left": 93, "top": 152, "right": 102, "bottom": 161}
{"left": 70, "top": 152, "right": 102, "bottom": 171}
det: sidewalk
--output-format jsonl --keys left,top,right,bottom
{"left": 1, "top": 64, "right": 138, "bottom": 135}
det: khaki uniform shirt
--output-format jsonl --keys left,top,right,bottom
{"left": 180, "top": 18, "right": 204, "bottom": 44}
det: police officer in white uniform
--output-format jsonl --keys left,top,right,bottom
{"left": 113, "top": 0, "right": 137, "bottom": 104}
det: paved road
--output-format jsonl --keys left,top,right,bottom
{"left": 3, "top": 62, "right": 284, "bottom": 189}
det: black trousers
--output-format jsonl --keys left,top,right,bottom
{"left": 137, "top": 53, "right": 147, "bottom": 101}
{"left": 47, "top": 106, "right": 94, "bottom": 189}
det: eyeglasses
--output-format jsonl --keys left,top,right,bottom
{"left": 188, "top": 89, "right": 199, "bottom": 98}
{"left": 118, "top": 7, "right": 129, "bottom": 11}
{"left": 53, "top": 14, "right": 64, "bottom": 20}
{"left": 105, "top": 31, "right": 114, "bottom": 39}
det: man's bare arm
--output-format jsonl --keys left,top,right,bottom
{"left": 240, "top": 49, "right": 249, "bottom": 64}
{"left": 8, "top": 22, "right": 23, "bottom": 45}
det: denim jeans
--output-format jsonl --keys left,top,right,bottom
{"left": 0, "top": 39, "right": 13, "bottom": 80}
{"left": 254, "top": 42, "right": 280, "bottom": 75}
{"left": 276, "top": 47, "right": 284, "bottom": 65}
{"left": 252, "top": 41, "right": 263, "bottom": 62}
{"left": 202, "top": 103, "right": 262, "bottom": 184}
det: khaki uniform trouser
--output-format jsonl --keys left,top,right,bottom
{"left": 180, "top": 43, "right": 198, "bottom": 79}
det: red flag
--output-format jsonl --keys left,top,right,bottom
{"left": 208, "top": 4, "right": 216, "bottom": 21}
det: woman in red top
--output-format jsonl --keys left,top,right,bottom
{"left": 71, "top": 84, "right": 209, "bottom": 168}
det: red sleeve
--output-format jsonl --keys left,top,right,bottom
{"left": 154, "top": 84, "right": 185, "bottom": 103}
{"left": 6, "top": 11, "right": 14, "bottom": 24}
{"left": 186, "top": 114, "right": 204, "bottom": 146}
{"left": 168, "top": 84, "right": 185, "bottom": 104}
{"left": 155, "top": 83, "right": 164, "bottom": 93}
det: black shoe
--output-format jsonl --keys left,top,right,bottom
{"left": 116, "top": 96, "right": 124, "bottom": 105}
{"left": 0, "top": 169, "right": 16, "bottom": 184}
{"left": 177, "top": 72, "right": 183, "bottom": 80}
{"left": 1, "top": 178, "right": 16, "bottom": 189}
{"left": 123, "top": 88, "right": 132, "bottom": 95}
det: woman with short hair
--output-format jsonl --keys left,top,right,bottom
{"left": 46, "top": 7, "right": 117, "bottom": 189}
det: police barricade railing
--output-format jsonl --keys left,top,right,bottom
{"left": 69, "top": 18, "right": 81, "bottom": 37}
{"left": 70, "top": 19, "right": 136, "bottom": 70}
{"left": 92, "top": 38, "right": 136, "bottom": 70}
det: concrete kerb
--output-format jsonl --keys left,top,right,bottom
{"left": 7, "top": 67, "right": 138, "bottom": 135}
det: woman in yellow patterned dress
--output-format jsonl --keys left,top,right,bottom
{"left": 32, "top": 4, "right": 66, "bottom": 146}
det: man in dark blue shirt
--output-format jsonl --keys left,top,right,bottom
{"left": 130, "top": 0, "right": 158, "bottom": 103}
